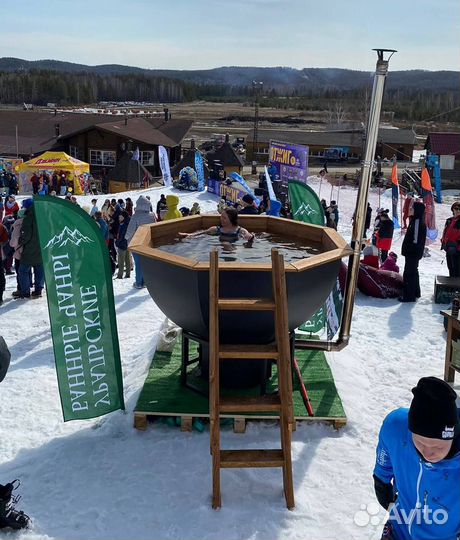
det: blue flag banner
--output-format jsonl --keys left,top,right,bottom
{"left": 194, "top": 151, "right": 206, "bottom": 191}
{"left": 264, "top": 166, "right": 281, "bottom": 216}
{"left": 229, "top": 172, "right": 260, "bottom": 206}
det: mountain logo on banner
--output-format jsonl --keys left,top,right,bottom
{"left": 293, "top": 203, "right": 318, "bottom": 218}
{"left": 45, "top": 226, "right": 94, "bottom": 249}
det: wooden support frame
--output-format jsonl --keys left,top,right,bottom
{"left": 208, "top": 247, "right": 296, "bottom": 510}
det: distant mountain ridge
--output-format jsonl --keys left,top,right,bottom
{"left": 0, "top": 57, "right": 458, "bottom": 91}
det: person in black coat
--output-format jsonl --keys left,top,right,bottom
{"left": 364, "top": 203, "right": 372, "bottom": 238}
{"left": 115, "top": 211, "right": 131, "bottom": 279}
{"left": 238, "top": 194, "right": 258, "bottom": 215}
{"left": 399, "top": 202, "right": 427, "bottom": 302}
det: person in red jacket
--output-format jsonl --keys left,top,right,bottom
{"left": 362, "top": 238, "right": 380, "bottom": 268}
{"left": 441, "top": 203, "right": 460, "bottom": 277}
{"left": 401, "top": 193, "right": 414, "bottom": 229}
{"left": 3, "top": 196, "right": 19, "bottom": 217}
{"left": 0, "top": 221, "right": 8, "bottom": 304}
{"left": 375, "top": 210, "right": 394, "bottom": 263}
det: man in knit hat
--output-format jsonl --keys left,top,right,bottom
{"left": 373, "top": 377, "right": 459, "bottom": 539}
{"left": 238, "top": 194, "right": 258, "bottom": 215}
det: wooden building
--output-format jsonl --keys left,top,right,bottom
{"left": 206, "top": 134, "right": 244, "bottom": 176}
{"left": 245, "top": 128, "right": 417, "bottom": 163}
{"left": 0, "top": 110, "right": 191, "bottom": 177}
{"left": 105, "top": 151, "right": 152, "bottom": 193}
{"left": 170, "top": 139, "right": 209, "bottom": 179}
{"left": 425, "top": 132, "right": 460, "bottom": 189}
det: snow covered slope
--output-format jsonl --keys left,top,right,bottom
{"left": 0, "top": 181, "right": 458, "bottom": 540}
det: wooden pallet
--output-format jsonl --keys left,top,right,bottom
{"left": 133, "top": 410, "right": 347, "bottom": 433}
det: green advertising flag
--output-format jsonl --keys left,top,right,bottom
{"left": 299, "top": 305, "right": 326, "bottom": 334}
{"left": 290, "top": 180, "right": 333, "bottom": 335}
{"left": 326, "top": 279, "right": 344, "bottom": 340}
{"left": 288, "top": 180, "right": 325, "bottom": 226}
{"left": 35, "top": 196, "right": 125, "bottom": 421}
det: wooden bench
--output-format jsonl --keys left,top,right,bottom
{"left": 440, "top": 310, "right": 460, "bottom": 383}
{"left": 434, "top": 276, "right": 460, "bottom": 304}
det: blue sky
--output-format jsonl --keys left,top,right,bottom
{"left": 1, "top": 0, "right": 459, "bottom": 71}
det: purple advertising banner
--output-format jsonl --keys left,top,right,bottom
{"left": 269, "top": 140, "right": 309, "bottom": 185}
{"left": 207, "top": 178, "right": 249, "bottom": 204}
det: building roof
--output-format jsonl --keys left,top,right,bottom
{"left": 0, "top": 110, "right": 114, "bottom": 156}
{"left": 246, "top": 128, "right": 417, "bottom": 147}
{"left": 144, "top": 117, "right": 193, "bottom": 146}
{"left": 0, "top": 110, "right": 192, "bottom": 156}
{"left": 206, "top": 140, "right": 244, "bottom": 168}
{"left": 91, "top": 118, "right": 177, "bottom": 147}
{"left": 105, "top": 151, "right": 151, "bottom": 185}
{"left": 170, "top": 147, "right": 209, "bottom": 178}
{"left": 425, "top": 132, "right": 460, "bottom": 156}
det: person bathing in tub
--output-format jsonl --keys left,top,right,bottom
{"left": 178, "top": 207, "right": 255, "bottom": 245}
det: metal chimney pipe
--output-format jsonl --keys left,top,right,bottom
{"left": 339, "top": 49, "right": 397, "bottom": 343}
{"left": 297, "top": 48, "right": 396, "bottom": 352}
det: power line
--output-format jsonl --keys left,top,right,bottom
{"left": 413, "top": 106, "right": 460, "bottom": 125}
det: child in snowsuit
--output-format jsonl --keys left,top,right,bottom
{"left": 380, "top": 252, "right": 399, "bottom": 273}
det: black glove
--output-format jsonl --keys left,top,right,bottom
{"left": 0, "top": 482, "right": 14, "bottom": 501}
{"left": 373, "top": 474, "right": 396, "bottom": 510}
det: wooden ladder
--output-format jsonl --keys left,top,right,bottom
{"left": 209, "top": 248, "right": 295, "bottom": 510}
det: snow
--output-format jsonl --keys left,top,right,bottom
{"left": 1, "top": 180, "right": 459, "bottom": 540}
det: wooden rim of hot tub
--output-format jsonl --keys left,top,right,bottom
{"left": 129, "top": 214, "right": 353, "bottom": 272}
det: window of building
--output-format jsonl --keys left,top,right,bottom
{"left": 89, "top": 149, "right": 116, "bottom": 167}
{"left": 141, "top": 150, "right": 155, "bottom": 166}
{"left": 69, "top": 145, "right": 84, "bottom": 160}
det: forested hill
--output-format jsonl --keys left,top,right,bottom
{"left": 0, "top": 57, "right": 458, "bottom": 92}
{"left": 0, "top": 58, "right": 458, "bottom": 122}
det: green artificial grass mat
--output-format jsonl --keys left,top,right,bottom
{"left": 135, "top": 337, "right": 346, "bottom": 420}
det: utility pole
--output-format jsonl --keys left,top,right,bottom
{"left": 251, "top": 81, "right": 263, "bottom": 175}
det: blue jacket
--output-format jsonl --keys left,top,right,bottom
{"left": 374, "top": 408, "right": 460, "bottom": 540}
{"left": 95, "top": 218, "right": 109, "bottom": 241}
{"left": 115, "top": 219, "right": 130, "bottom": 250}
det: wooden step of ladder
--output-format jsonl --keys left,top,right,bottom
{"left": 219, "top": 344, "right": 279, "bottom": 360}
{"left": 209, "top": 248, "right": 295, "bottom": 510}
{"left": 220, "top": 449, "right": 284, "bottom": 468}
{"left": 218, "top": 298, "right": 276, "bottom": 311}
{"left": 220, "top": 394, "right": 281, "bottom": 413}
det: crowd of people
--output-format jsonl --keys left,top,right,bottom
{"left": 0, "top": 197, "right": 44, "bottom": 303}
{"left": 0, "top": 171, "right": 19, "bottom": 196}
{"left": 357, "top": 201, "right": 430, "bottom": 303}
{"left": 84, "top": 194, "right": 202, "bottom": 289}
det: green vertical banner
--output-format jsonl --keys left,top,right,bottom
{"left": 289, "top": 179, "right": 328, "bottom": 332}
{"left": 299, "top": 305, "right": 326, "bottom": 334}
{"left": 288, "top": 180, "right": 325, "bottom": 225}
{"left": 35, "top": 196, "right": 125, "bottom": 421}
{"left": 326, "top": 279, "right": 343, "bottom": 340}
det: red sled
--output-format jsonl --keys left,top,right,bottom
{"left": 357, "top": 263, "right": 403, "bottom": 299}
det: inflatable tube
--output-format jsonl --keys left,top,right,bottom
{"left": 357, "top": 263, "right": 403, "bottom": 299}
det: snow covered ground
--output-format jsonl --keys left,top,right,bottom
{"left": 1, "top": 179, "right": 459, "bottom": 540}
